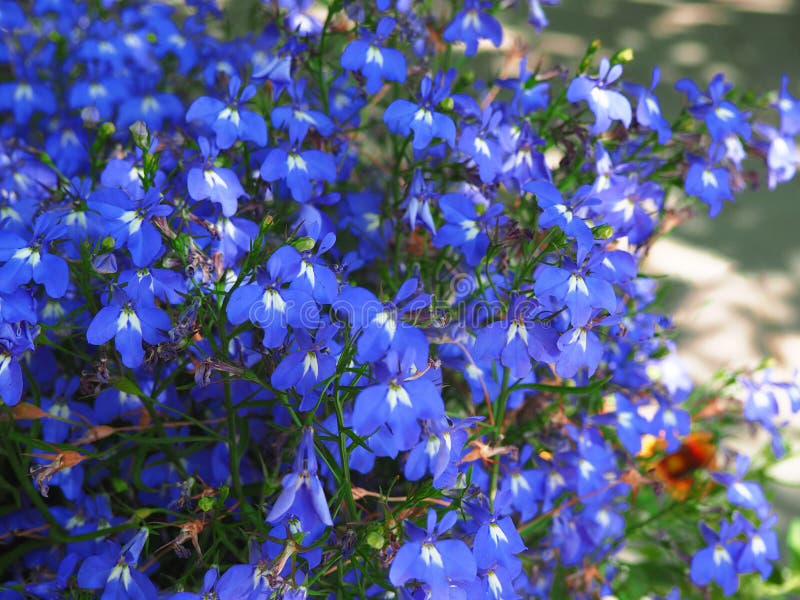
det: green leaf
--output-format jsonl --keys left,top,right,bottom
{"left": 115, "top": 377, "right": 143, "bottom": 397}
{"left": 787, "top": 518, "right": 800, "bottom": 569}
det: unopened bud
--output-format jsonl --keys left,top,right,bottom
{"left": 366, "top": 531, "right": 385, "bottom": 549}
{"left": 291, "top": 236, "right": 316, "bottom": 252}
{"left": 129, "top": 120, "right": 150, "bottom": 149}
{"left": 97, "top": 121, "right": 116, "bottom": 140}
{"left": 612, "top": 48, "right": 634, "bottom": 64}
{"left": 81, "top": 106, "right": 100, "bottom": 127}
{"left": 593, "top": 224, "right": 614, "bottom": 239}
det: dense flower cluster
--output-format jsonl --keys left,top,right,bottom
{"left": 1, "top": 1, "right": 799, "bottom": 598}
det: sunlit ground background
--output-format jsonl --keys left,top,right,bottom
{"left": 511, "top": 0, "right": 800, "bottom": 552}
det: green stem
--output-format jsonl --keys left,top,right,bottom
{"left": 223, "top": 379, "right": 245, "bottom": 511}
{"left": 489, "top": 367, "right": 510, "bottom": 504}
{"left": 333, "top": 389, "right": 359, "bottom": 521}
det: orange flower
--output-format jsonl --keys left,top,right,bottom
{"left": 652, "top": 431, "right": 716, "bottom": 500}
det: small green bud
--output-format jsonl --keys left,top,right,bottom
{"left": 366, "top": 531, "right": 385, "bottom": 549}
{"left": 593, "top": 225, "right": 614, "bottom": 239}
{"left": 198, "top": 497, "right": 215, "bottom": 512}
{"left": 98, "top": 121, "right": 116, "bottom": 140}
{"left": 129, "top": 120, "right": 150, "bottom": 150}
{"left": 440, "top": 96, "right": 454, "bottom": 111}
{"left": 111, "top": 477, "right": 128, "bottom": 493}
{"left": 292, "top": 236, "right": 316, "bottom": 252}
{"left": 612, "top": 48, "right": 634, "bottom": 64}
{"left": 579, "top": 39, "right": 602, "bottom": 74}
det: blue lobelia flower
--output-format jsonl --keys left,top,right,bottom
{"left": 432, "top": 191, "right": 504, "bottom": 267}
{"left": 383, "top": 69, "right": 457, "bottom": 151}
{"left": 289, "top": 232, "right": 340, "bottom": 304}
{"left": 165, "top": 568, "right": 221, "bottom": 600}
{"left": 775, "top": 74, "right": 800, "bottom": 136}
{"left": 45, "top": 122, "right": 90, "bottom": 177}
{"left": 651, "top": 396, "right": 691, "bottom": 453}
{"left": 754, "top": 121, "right": 799, "bottom": 189}
{"left": 266, "top": 426, "right": 333, "bottom": 530}
{"left": 402, "top": 169, "right": 438, "bottom": 233}
{"left": 404, "top": 416, "right": 476, "bottom": 488}
{"left": 0, "top": 2, "right": 26, "bottom": 29}
{"left": 593, "top": 172, "right": 664, "bottom": 246}
{"left": 187, "top": 136, "right": 247, "bottom": 217}
{"left": 86, "top": 290, "right": 171, "bottom": 369}
{"left": 76, "top": 529, "right": 157, "bottom": 600}
{"left": 270, "top": 323, "right": 340, "bottom": 400}
{"left": 443, "top": 0, "right": 503, "bottom": 57}
{"left": 498, "top": 445, "right": 545, "bottom": 521}
{"left": 389, "top": 508, "right": 477, "bottom": 596}
{"left": 458, "top": 107, "right": 504, "bottom": 183}
{"left": 736, "top": 513, "right": 780, "bottom": 580}
{"left": 524, "top": 180, "right": 595, "bottom": 264}
{"left": 118, "top": 267, "right": 186, "bottom": 307}
{"left": 0, "top": 288, "right": 36, "bottom": 325}
{"left": 185, "top": 75, "right": 267, "bottom": 149}
{"left": 467, "top": 491, "right": 527, "bottom": 572}
{"left": 337, "top": 277, "right": 430, "bottom": 369}
{"left": 527, "top": 0, "right": 559, "bottom": 32}
{"left": 0, "top": 75, "right": 56, "bottom": 125}
{"left": 629, "top": 66, "right": 672, "bottom": 144}
{"left": 507, "top": 57, "right": 551, "bottom": 115}
{"left": 555, "top": 321, "right": 605, "bottom": 378}
{"left": 352, "top": 357, "right": 444, "bottom": 451}
{"left": 475, "top": 294, "right": 559, "bottom": 379}
{"left": 684, "top": 151, "right": 734, "bottom": 217}
{"left": 470, "top": 563, "right": 522, "bottom": 600}
{"left": 0, "top": 212, "right": 69, "bottom": 299}
{"left": 0, "top": 322, "right": 36, "bottom": 406}
{"left": 690, "top": 519, "right": 744, "bottom": 596}
{"left": 260, "top": 138, "right": 337, "bottom": 203}
{"left": 534, "top": 251, "right": 618, "bottom": 328}
{"left": 271, "top": 79, "right": 336, "bottom": 144}
{"left": 226, "top": 245, "right": 319, "bottom": 348}
{"left": 340, "top": 16, "right": 406, "bottom": 95}
{"left": 567, "top": 57, "right": 632, "bottom": 135}
{"left": 87, "top": 186, "right": 172, "bottom": 267}
{"left": 676, "top": 73, "right": 751, "bottom": 143}
{"left": 327, "top": 74, "right": 367, "bottom": 127}
{"left": 591, "top": 393, "right": 651, "bottom": 455}
{"left": 339, "top": 192, "right": 392, "bottom": 261}
{"left": 712, "top": 454, "right": 769, "bottom": 517}
{"left": 117, "top": 91, "right": 183, "bottom": 133}
{"left": 499, "top": 120, "right": 552, "bottom": 189}
{"left": 280, "top": 0, "right": 323, "bottom": 37}
{"left": 210, "top": 215, "right": 259, "bottom": 268}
